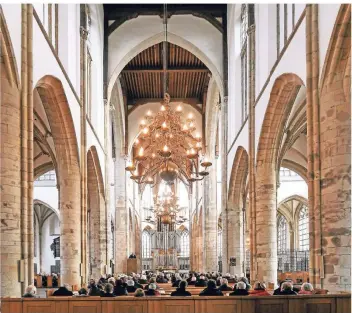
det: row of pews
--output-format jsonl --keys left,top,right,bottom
{"left": 1, "top": 282, "right": 350, "bottom": 313}
{"left": 1, "top": 294, "right": 350, "bottom": 313}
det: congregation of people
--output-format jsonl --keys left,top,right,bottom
{"left": 23, "top": 271, "right": 316, "bottom": 298}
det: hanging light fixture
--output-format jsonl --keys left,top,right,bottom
{"left": 125, "top": 4, "right": 212, "bottom": 185}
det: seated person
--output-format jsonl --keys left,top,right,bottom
{"left": 172, "top": 274, "right": 182, "bottom": 287}
{"left": 298, "top": 282, "right": 315, "bottom": 295}
{"left": 216, "top": 276, "right": 222, "bottom": 286}
{"left": 156, "top": 273, "right": 168, "bottom": 284}
{"left": 52, "top": 273, "right": 58, "bottom": 287}
{"left": 126, "top": 279, "right": 137, "bottom": 293}
{"left": 134, "top": 288, "right": 145, "bottom": 297}
{"left": 273, "top": 280, "right": 293, "bottom": 295}
{"left": 195, "top": 275, "right": 208, "bottom": 287}
{"left": 23, "top": 285, "right": 38, "bottom": 298}
{"left": 145, "top": 283, "right": 160, "bottom": 296}
{"left": 77, "top": 288, "right": 88, "bottom": 296}
{"left": 276, "top": 282, "right": 297, "bottom": 295}
{"left": 239, "top": 276, "right": 251, "bottom": 291}
{"left": 199, "top": 279, "right": 223, "bottom": 296}
{"left": 249, "top": 282, "right": 271, "bottom": 296}
{"left": 171, "top": 280, "right": 192, "bottom": 296}
{"left": 219, "top": 278, "right": 233, "bottom": 291}
{"left": 129, "top": 253, "right": 136, "bottom": 258}
{"left": 88, "top": 279, "right": 103, "bottom": 296}
{"left": 139, "top": 274, "right": 148, "bottom": 284}
{"left": 188, "top": 276, "right": 197, "bottom": 285}
{"left": 229, "top": 281, "right": 249, "bottom": 296}
{"left": 52, "top": 283, "right": 73, "bottom": 296}
{"left": 108, "top": 277, "right": 115, "bottom": 286}
{"left": 144, "top": 277, "right": 159, "bottom": 290}
{"left": 101, "top": 283, "right": 115, "bottom": 297}
{"left": 114, "top": 279, "right": 128, "bottom": 296}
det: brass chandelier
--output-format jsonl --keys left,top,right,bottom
{"left": 144, "top": 190, "right": 188, "bottom": 228}
{"left": 125, "top": 4, "right": 212, "bottom": 186}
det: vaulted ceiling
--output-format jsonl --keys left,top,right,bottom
{"left": 120, "top": 42, "right": 211, "bottom": 112}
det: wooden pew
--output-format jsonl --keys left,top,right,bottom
{"left": 1, "top": 294, "right": 350, "bottom": 313}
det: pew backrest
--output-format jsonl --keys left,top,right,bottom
{"left": 1, "top": 294, "right": 350, "bottom": 313}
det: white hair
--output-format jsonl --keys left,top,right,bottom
{"left": 149, "top": 283, "right": 157, "bottom": 290}
{"left": 281, "top": 281, "right": 293, "bottom": 291}
{"left": 237, "top": 282, "right": 246, "bottom": 290}
{"left": 63, "top": 283, "right": 71, "bottom": 290}
{"left": 127, "top": 280, "right": 135, "bottom": 286}
{"left": 108, "top": 277, "right": 115, "bottom": 284}
{"left": 25, "top": 285, "right": 36, "bottom": 295}
{"left": 301, "top": 282, "right": 314, "bottom": 292}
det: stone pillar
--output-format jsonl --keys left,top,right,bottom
{"left": 204, "top": 166, "right": 218, "bottom": 272}
{"left": 114, "top": 156, "right": 128, "bottom": 274}
{"left": 0, "top": 7, "right": 22, "bottom": 296}
{"left": 79, "top": 4, "right": 89, "bottom": 285}
{"left": 318, "top": 4, "right": 351, "bottom": 291}
{"left": 227, "top": 205, "right": 244, "bottom": 276}
{"left": 255, "top": 164, "right": 278, "bottom": 286}
{"left": 247, "top": 5, "right": 257, "bottom": 284}
{"left": 26, "top": 4, "right": 34, "bottom": 286}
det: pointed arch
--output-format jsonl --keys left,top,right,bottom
{"left": 228, "top": 146, "right": 249, "bottom": 209}
{"left": 34, "top": 75, "right": 81, "bottom": 286}
{"left": 0, "top": 7, "right": 19, "bottom": 87}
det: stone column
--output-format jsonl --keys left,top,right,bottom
{"left": 26, "top": 4, "right": 34, "bottom": 286}
{"left": 255, "top": 164, "right": 278, "bottom": 286}
{"left": 79, "top": 4, "right": 88, "bottom": 285}
{"left": 204, "top": 166, "right": 218, "bottom": 272}
{"left": 0, "top": 7, "right": 22, "bottom": 296}
{"left": 318, "top": 4, "right": 351, "bottom": 291}
{"left": 114, "top": 156, "right": 128, "bottom": 274}
{"left": 247, "top": 5, "right": 257, "bottom": 284}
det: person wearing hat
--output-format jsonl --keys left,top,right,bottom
{"left": 145, "top": 283, "right": 160, "bottom": 296}
{"left": 126, "top": 279, "right": 137, "bottom": 293}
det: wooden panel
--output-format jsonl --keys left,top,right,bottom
{"left": 195, "top": 299, "right": 241, "bottom": 313}
{"left": 69, "top": 300, "right": 101, "bottom": 313}
{"left": 54, "top": 300, "right": 69, "bottom": 313}
{"left": 23, "top": 300, "right": 56, "bottom": 313}
{"left": 255, "top": 298, "right": 288, "bottom": 313}
{"left": 336, "top": 297, "right": 351, "bottom": 313}
{"left": 149, "top": 299, "right": 195, "bottom": 313}
{"left": 289, "top": 297, "right": 336, "bottom": 313}
{"left": 102, "top": 299, "right": 148, "bottom": 313}
{"left": 1, "top": 299, "right": 22, "bottom": 313}
{"left": 241, "top": 298, "right": 256, "bottom": 313}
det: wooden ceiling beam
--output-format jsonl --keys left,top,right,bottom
{"left": 127, "top": 97, "right": 202, "bottom": 115}
{"left": 122, "top": 68, "right": 210, "bottom": 74}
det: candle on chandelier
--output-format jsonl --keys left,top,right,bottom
{"left": 162, "top": 121, "right": 167, "bottom": 129}
{"left": 163, "top": 145, "right": 169, "bottom": 152}
{"left": 176, "top": 105, "right": 182, "bottom": 112}
{"left": 146, "top": 110, "right": 152, "bottom": 117}
{"left": 183, "top": 124, "right": 188, "bottom": 131}
{"left": 140, "top": 119, "right": 146, "bottom": 126}
{"left": 161, "top": 105, "right": 166, "bottom": 111}
{"left": 189, "top": 122, "right": 194, "bottom": 128}
{"left": 135, "top": 138, "right": 139, "bottom": 144}
{"left": 188, "top": 113, "right": 193, "bottom": 119}
{"left": 139, "top": 147, "right": 144, "bottom": 156}
{"left": 142, "top": 127, "right": 149, "bottom": 134}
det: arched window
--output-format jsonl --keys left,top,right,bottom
{"left": 277, "top": 214, "right": 288, "bottom": 251}
{"left": 142, "top": 231, "right": 151, "bottom": 258}
{"left": 180, "top": 231, "right": 189, "bottom": 257}
{"left": 298, "top": 206, "right": 309, "bottom": 251}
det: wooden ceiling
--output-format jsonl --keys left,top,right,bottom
{"left": 120, "top": 42, "right": 211, "bottom": 108}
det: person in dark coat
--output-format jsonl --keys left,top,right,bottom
{"left": 195, "top": 275, "right": 208, "bottom": 287}
{"left": 219, "top": 278, "right": 233, "bottom": 291}
{"left": 273, "top": 280, "right": 293, "bottom": 295}
{"left": 101, "top": 283, "right": 116, "bottom": 297}
{"left": 188, "top": 276, "right": 197, "bottom": 285}
{"left": 145, "top": 283, "right": 160, "bottom": 296}
{"left": 23, "top": 285, "right": 38, "bottom": 298}
{"left": 199, "top": 280, "right": 223, "bottom": 296}
{"left": 171, "top": 280, "right": 192, "bottom": 296}
{"left": 229, "top": 282, "right": 249, "bottom": 296}
{"left": 172, "top": 274, "right": 182, "bottom": 287}
{"left": 113, "top": 279, "right": 128, "bottom": 296}
{"left": 126, "top": 280, "right": 137, "bottom": 293}
{"left": 88, "top": 279, "right": 103, "bottom": 296}
{"left": 52, "top": 284, "right": 73, "bottom": 296}
{"left": 276, "top": 282, "right": 297, "bottom": 295}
